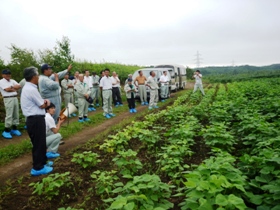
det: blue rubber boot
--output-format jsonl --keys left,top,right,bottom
{"left": 11, "top": 129, "right": 22, "bottom": 136}
{"left": 105, "top": 114, "right": 111, "bottom": 119}
{"left": 46, "top": 152, "right": 60, "bottom": 159}
{"left": 31, "top": 165, "right": 53, "bottom": 176}
{"left": 2, "top": 131, "right": 12, "bottom": 139}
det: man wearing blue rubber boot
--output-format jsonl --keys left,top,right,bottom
{"left": 124, "top": 78, "right": 137, "bottom": 113}
{"left": 99, "top": 69, "right": 115, "bottom": 119}
{"left": 75, "top": 74, "right": 91, "bottom": 122}
{"left": 21, "top": 66, "right": 53, "bottom": 176}
{"left": 45, "top": 103, "right": 65, "bottom": 159}
{"left": 0, "top": 69, "right": 22, "bottom": 139}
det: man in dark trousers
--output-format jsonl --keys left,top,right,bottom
{"left": 21, "top": 66, "right": 53, "bottom": 176}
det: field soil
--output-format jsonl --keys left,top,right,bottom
{"left": 0, "top": 82, "right": 201, "bottom": 210}
{"left": 0, "top": 82, "right": 196, "bottom": 184}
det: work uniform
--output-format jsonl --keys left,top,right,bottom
{"left": 61, "top": 78, "right": 74, "bottom": 107}
{"left": 147, "top": 76, "right": 159, "bottom": 108}
{"left": 72, "top": 77, "right": 79, "bottom": 107}
{"left": 99, "top": 76, "right": 113, "bottom": 116}
{"left": 92, "top": 75, "right": 100, "bottom": 105}
{"left": 0, "top": 78, "right": 21, "bottom": 137}
{"left": 159, "top": 74, "right": 169, "bottom": 99}
{"left": 74, "top": 80, "right": 91, "bottom": 119}
{"left": 39, "top": 70, "right": 68, "bottom": 122}
{"left": 45, "top": 112, "right": 61, "bottom": 153}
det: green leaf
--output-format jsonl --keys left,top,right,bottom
{"left": 228, "top": 194, "right": 246, "bottom": 210}
{"left": 110, "top": 197, "right": 127, "bottom": 209}
{"left": 185, "top": 180, "right": 197, "bottom": 188}
{"left": 215, "top": 194, "right": 228, "bottom": 206}
{"left": 124, "top": 202, "right": 135, "bottom": 210}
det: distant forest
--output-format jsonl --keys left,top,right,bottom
{"left": 199, "top": 64, "right": 280, "bottom": 83}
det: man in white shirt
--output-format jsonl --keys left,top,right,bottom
{"left": 146, "top": 71, "right": 159, "bottom": 110}
{"left": 21, "top": 66, "right": 52, "bottom": 176}
{"left": 0, "top": 69, "right": 22, "bottom": 139}
{"left": 159, "top": 71, "right": 170, "bottom": 101}
{"left": 193, "top": 70, "right": 205, "bottom": 96}
{"left": 99, "top": 69, "right": 115, "bottom": 119}
{"left": 83, "top": 70, "right": 95, "bottom": 111}
{"left": 45, "top": 103, "right": 65, "bottom": 158}
{"left": 111, "top": 71, "right": 123, "bottom": 107}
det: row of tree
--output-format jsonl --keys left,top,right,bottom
{"left": 0, "top": 36, "right": 141, "bottom": 82}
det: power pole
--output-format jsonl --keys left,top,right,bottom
{"left": 194, "top": 51, "right": 202, "bottom": 68}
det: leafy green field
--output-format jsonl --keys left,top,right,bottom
{"left": 1, "top": 78, "right": 280, "bottom": 210}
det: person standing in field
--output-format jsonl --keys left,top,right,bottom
{"left": 134, "top": 70, "right": 148, "bottom": 105}
{"left": 83, "top": 70, "right": 95, "bottom": 111}
{"left": 0, "top": 69, "right": 22, "bottom": 139}
{"left": 99, "top": 70, "right": 105, "bottom": 107}
{"left": 124, "top": 78, "right": 137, "bottom": 113}
{"left": 111, "top": 71, "right": 123, "bottom": 107}
{"left": 125, "top": 74, "right": 133, "bottom": 85}
{"left": 74, "top": 74, "right": 92, "bottom": 122}
{"left": 92, "top": 71, "right": 100, "bottom": 107}
{"left": 146, "top": 71, "right": 159, "bottom": 110}
{"left": 159, "top": 71, "right": 170, "bottom": 101}
{"left": 61, "top": 73, "right": 76, "bottom": 117}
{"left": 45, "top": 103, "right": 65, "bottom": 158}
{"left": 39, "top": 64, "right": 72, "bottom": 123}
{"left": 21, "top": 66, "right": 53, "bottom": 176}
{"left": 192, "top": 70, "right": 205, "bottom": 96}
{"left": 72, "top": 71, "right": 80, "bottom": 107}
{"left": 99, "top": 69, "right": 115, "bottom": 119}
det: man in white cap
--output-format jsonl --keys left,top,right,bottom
{"left": 0, "top": 69, "right": 22, "bottom": 139}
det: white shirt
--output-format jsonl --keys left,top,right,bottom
{"left": 83, "top": 76, "right": 93, "bottom": 88}
{"left": 159, "top": 75, "right": 169, "bottom": 85}
{"left": 111, "top": 76, "right": 120, "bottom": 87}
{"left": 99, "top": 76, "right": 113, "bottom": 90}
{"left": 194, "top": 74, "right": 202, "bottom": 84}
{"left": 0, "top": 78, "right": 19, "bottom": 97}
{"left": 20, "top": 82, "right": 45, "bottom": 117}
{"left": 45, "top": 112, "right": 56, "bottom": 135}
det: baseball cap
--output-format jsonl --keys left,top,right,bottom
{"left": 127, "top": 78, "right": 133, "bottom": 82}
{"left": 2, "top": 69, "right": 11, "bottom": 74}
{"left": 41, "top": 64, "right": 52, "bottom": 71}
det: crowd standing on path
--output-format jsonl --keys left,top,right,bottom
{"left": 1, "top": 64, "right": 182, "bottom": 176}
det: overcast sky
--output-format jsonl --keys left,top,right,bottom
{"left": 0, "top": 0, "right": 279, "bottom": 68}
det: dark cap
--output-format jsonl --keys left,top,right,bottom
{"left": 2, "top": 69, "right": 11, "bottom": 74}
{"left": 41, "top": 64, "right": 52, "bottom": 71}
{"left": 127, "top": 78, "right": 133, "bottom": 82}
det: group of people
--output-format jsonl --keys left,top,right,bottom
{"left": 0, "top": 64, "right": 205, "bottom": 176}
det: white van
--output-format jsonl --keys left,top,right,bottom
{"left": 132, "top": 68, "right": 172, "bottom": 100}
{"left": 154, "top": 64, "right": 187, "bottom": 91}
